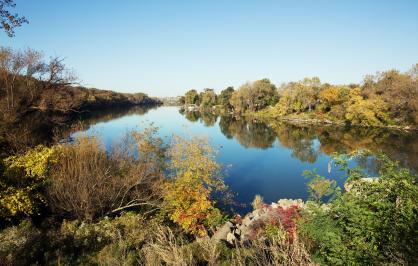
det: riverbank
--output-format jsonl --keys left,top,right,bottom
{"left": 246, "top": 109, "right": 418, "bottom": 132}
{"left": 179, "top": 105, "right": 418, "bottom": 132}
{"left": 0, "top": 85, "right": 162, "bottom": 151}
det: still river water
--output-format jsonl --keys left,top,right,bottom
{"left": 71, "top": 106, "right": 418, "bottom": 213}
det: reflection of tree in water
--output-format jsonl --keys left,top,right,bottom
{"left": 184, "top": 111, "right": 200, "bottom": 122}
{"left": 272, "top": 124, "right": 319, "bottom": 163}
{"left": 182, "top": 110, "right": 218, "bottom": 126}
{"left": 200, "top": 112, "right": 218, "bottom": 127}
{"left": 180, "top": 111, "right": 418, "bottom": 172}
{"left": 0, "top": 105, "right": 156, "bottom": 151}
{"left": 219, "top": 117, "right": 276, "bottom": 149}
{"left": 316, "top": 126, "right": 418, "bottom": 172}
{"left": 219, "top": 116, "right": 234, "bottom": 139}
{"left": 273, "top": 122, "right": 418, "bottom": 171}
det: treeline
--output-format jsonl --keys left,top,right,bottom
{"left": 181, "top": 64, "right": 418, "bottom": 127}
{"left": 0, "top": 47, "right": 161, "bottom": 123}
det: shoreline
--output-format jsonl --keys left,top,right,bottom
{"left": 178, "top": 105, "right": 418, "bottom": 132}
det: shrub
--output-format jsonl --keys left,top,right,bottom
{"left": 163, "top": 135, "right": 226, "bottom": 236}
{"left": 251, "top": 194, "right": 264, "bottom": 210}
{"left": 46, "top": 129, "right": 165, "bottom": 221}
{"left": 0, "top": 145, "right": 55, "bottom": 221}
{"left": 0, "top": 219, "right": 42, "bottom": 265}
{"left": 299, "top": 154, "right": 418, "bottom": 265}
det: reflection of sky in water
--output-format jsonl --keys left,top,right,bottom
{"left": 71, "top": 106, "right": 412, "bottom": 214}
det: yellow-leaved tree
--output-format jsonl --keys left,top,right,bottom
{"left": 164, "top": 135, "right": 226, "bottom": 236}
{"left": 345, "top": 88, "right": 390, "bottom": 126}
{"left": 1, "top": 145, "right": 56, "bottom": 220}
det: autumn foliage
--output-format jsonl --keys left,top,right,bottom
{"left": 164, "top": 135, "right": 225, "bottom": 236}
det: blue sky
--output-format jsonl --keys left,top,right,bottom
{"left": 3, "top": 0, "right": 418, "bottom": 96}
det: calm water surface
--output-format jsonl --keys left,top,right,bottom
{"left": 72, "top": 106, "right": 418, "bottom": 213}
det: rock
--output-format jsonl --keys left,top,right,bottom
{"left": 344, "top": 177, "right": 378, "bottom": 192}
{"left": 252, "top": 209, "right": 260, "bottom": 218}
{"left": 242, "top": 216, "right": 252, "bottom": 227}
{"left": 277, "top": 199, "right": 305, "bottom": 209}
{"left": 226, "top": 232, "right": 236, "bottom": 245}
{"left": 234, "top": 228, "right": 241, "bottom": 236}
{"left": 212, "top": 221, "right": 233, "bottom": 241}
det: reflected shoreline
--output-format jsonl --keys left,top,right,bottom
{"left": 180, "top": 109, "right": 418, "bottom": 172}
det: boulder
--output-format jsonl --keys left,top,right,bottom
{"left": 212, "top": 221, "right": 233, "bottom": 241}
{"left": 226, "top": 232, "right": 236, "bottom": 245}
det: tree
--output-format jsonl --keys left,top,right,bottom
{"left": 275, "top": 78, "right": 321, "bottom": 115}
{"left": 200, "top": 88, "right": 217, "bottom": 108}
{"left": 22, "top": 48, "right": 44, "bottom": 101}
{"left": 0, "top": 0, "right": 28, "bottom": 37}
{"left": 184, "top": 89, "right": 199, "bottom": 105}
{"left": 319, "top": 86, "right": 342, "bottom": 109}
{"left": 217, "top": 86, "right": 234, "bottom": 108}
{"left": 42, "top": 56, "right": 76, "bottom": 88}
{"left": 230, "top": 78, "right": 278, "bottom": 114}
{"left": 362, "top": 67, "right": 418, "bottom": 124}
{"left": 229, "top": 84, "right": 248, "bottom": 114}
{"left": 0, "top": 47, "right": 25, "bottom": 109}
{"left": 0, "top": 47, "right": 76, "bottom": 112}
{"left": 164, "top": 135, "right": 225, "bottom": 236}
{"left": 345, "top": 88, "right": 390, "bottom": 126}
{"left": 179, "top": 96, "right": 185, "bottom": 105}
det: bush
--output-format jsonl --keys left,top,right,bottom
{"left": 299, "top": 153, "right": 418, "bottom": 265}
{"left": 0, "top": 145, "right": 55, "bottom": 221}
{"left": 47, "top": 129, "right": 164, "bottom": 221}
{"left": 163, "top": 135, "right": 226, "bottom": 236}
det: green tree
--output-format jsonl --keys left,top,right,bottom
{"left": 217, "top": 86, "right": 234, "bottom": 108}
{"left": 299, "top": 153, "right": 418, "bottom": 265}
{"left": 230, "top": 78, "right": 278, "bottom": 114}
{"left": 200, "top": 88, "right": 217, "bottom": 108}
{"left": 275, "top": 77, "right": 321, "bottom": 115}
{"left": 184, "top": 89, "right": 199, "bottom": 105}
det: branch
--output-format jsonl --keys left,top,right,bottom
{"left": 109, "top": 202, "right": 160, "bottom": 215}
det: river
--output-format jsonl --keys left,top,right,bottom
{"left": 70, "top": 106, "right": 418, "bottom": 213}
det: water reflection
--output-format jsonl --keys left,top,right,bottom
{"left": 64, "top": 106, "right": 417, "bottom": 213}
{"left": 181, "top": 110, "right": 418, "bottom": 171}
{"left": 0, "top": 105, "right": 157, "bottom": 151}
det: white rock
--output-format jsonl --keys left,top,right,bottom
{"left": 226, "top": 232, "right": 236, "bottom": 245}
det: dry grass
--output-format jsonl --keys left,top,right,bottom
{"left": 231, "top": 236, "right": 313, "bottom": 266}
{"left": 143, "top": 226, "right": 195, "bottom": 266}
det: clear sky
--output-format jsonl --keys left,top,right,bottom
{"left": 2, "top": 0, "right": 418, "bottom": 97}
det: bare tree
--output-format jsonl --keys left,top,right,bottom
{"left": 41, "top": 56, "right": 77, "bottom": 89}
{"left": 0, "top": 47, "right": 77, "bottom": 113}
{"left": 8, "top": 49, "right": 24, "bottom": 107}
{"left": 0, "top": 0, "right": 28, "bottom": 37}
{"left": 0, "top": 47, "right": 26, "bottom": 108}
{"left": 0, "top": 47, "right": 12, "bottom": 109}
{"left": 22, "top": 48, "right": 44, "bottom": 100}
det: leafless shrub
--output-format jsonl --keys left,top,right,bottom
{"left": 46, "top": 128, "right": 165, "bottom": 221}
